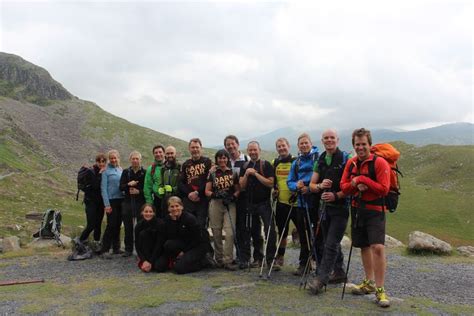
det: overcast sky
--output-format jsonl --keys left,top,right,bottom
{"left": 1, "top": 0, "right": 472, "bottom": 146}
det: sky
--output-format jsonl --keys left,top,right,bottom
{"left": 0, "top": 0, "right": 472, "bottom": 146}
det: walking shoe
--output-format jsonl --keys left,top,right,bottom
{"left": 293, "top": 265, "right": 306, "bottom": 276}
{"left": 275, "top": 255, "right": 284, "bottom": 267}
{"left": 328, "top": 269, "right": 347, "bottom": 284}
{"left": 238, "top": 261, "right": 249, "bottom": 270}
{"left": 376, "top": 287, "right": 390, "bottom": 308}
{"left": 271, "top": 261, "right": 281, "bottom": 272}
{"left": 202, "top": 253, "right": 218, "bottom": 269}
{"left": 351, "top": 279, "right": 376, "bottom": 295}
{"left": 250, "top": 260, "right": 262, "bottom": 268}
{"left": 224, "top": 263, "right": 238, "bottom": 271}
{"left": 307, "top": 277, "right": 326, "bottom": 295}
{"left": 122, "top": 251, "right": 133, "bottom": 257}
{"left": 99, "top": 252, "right": 113, "bottom": 260}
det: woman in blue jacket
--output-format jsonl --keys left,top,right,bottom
{"left": 287, "top": 133, "right": 320, "bottom": 276}
{"left": 99, "top": 149, "right": 124, "bottom": 257}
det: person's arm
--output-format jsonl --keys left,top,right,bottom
{"left": 340, "top": 159, "right": 358, "bottom": 196}
{"left": 119, "top": 169, "right": 129, "bottom": 192}
{"left": 101, "top": 170, "right": 110, "bottom": 207}
{"left": 355, "top": 158, "right": 390, "bottom": 196}
{"left": 254, "top": 161, "right": 274, "bottom": 188}
{"left": 182, "top": 215, "right": 200, "bottom": 252}
{"left": 205, "top": 180, "right": 213, "bottom": 198}
{"left": 239, "top": 165, "right": 249, "bottom": 190}
{"left": 197, "top": 159, "right": 212, "bottom": 197}
{"left": 309, "top": 171, "right": 321, "bottom": 193}
{"left": 178, "top": 162, "right": 192, "bottom": 196}
{"left": 286, "top": 160, "right": 298, "bottom": 192}
{"left": 143, "top": 167, "right": 153, "bottom": 204}
{"left": 233, "top": 173, "right": 241, "bottom": 198}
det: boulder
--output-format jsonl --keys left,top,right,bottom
{"left": 341, "top": 235, "right": 351, "bottom": 248}
{"left": 3, "top": 236, "right": 21, "bottom": 252}
{"left": 28, "top": 235, "right": 72, "bottom": 249}
{"left": 457, "top": 246, "right": 474, "bottom": 257}
{"left": 408, "top": 231, "right": 452, "bottom": 254}
{"left": 385, "top": 235, "right": 404, "bottom": 248}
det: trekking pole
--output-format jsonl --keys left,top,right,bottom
{"left": 298, "top": 193, "right": 315, "bottom": 289}
{"left": 342, "top": 194, "right": 360, "bottom": 300}
{"left": 259, "top": 199, "right": 277, "bottom": 278}
{"left": 267, "top": 203, "right": 294, "bottom": 278}
{"left": 224, "top": 203, "right": 242, "bottom": 267}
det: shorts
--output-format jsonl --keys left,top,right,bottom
{"left": 350, "top": 207, "right": 385, "bottom": 248}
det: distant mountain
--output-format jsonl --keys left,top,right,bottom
{"left": 242, "top": 123, "right": 474, "bottom": 153}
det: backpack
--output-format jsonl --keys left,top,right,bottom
{"left": 76, "top": 166, "right": 94, "bottom": 201}
{"left": 33, "top": 209, "right": 64, "bottom": 247}
{"left": 349, "top": 143, "right": 402, "bottom": 212}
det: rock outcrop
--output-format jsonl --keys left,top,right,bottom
{"left": 408, "top": 231, "right": 452, "bottom": 254}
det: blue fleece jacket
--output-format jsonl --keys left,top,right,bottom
{"left": 101, "top": 164, "right": 124, "bottom": 206}
{"left": 287, "top": 146, "right": 319, "bottom": 207}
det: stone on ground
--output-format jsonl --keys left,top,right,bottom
{"left": 457, "top": 246, "right": 474, "bottom": 257}
{"left": 408, "top": 231, "right": 452, "bottom": 254}
{"left": 341, "top": 235, "right": 351, "bottom": 248}
{"left": 28, "top": 235, "right": 72, "bottom": 249}
{"left": 3, "top": 236, "right": 21, "bottom": 252}
{"left": 385, "top": 234, "right": 404, "bottom": 248}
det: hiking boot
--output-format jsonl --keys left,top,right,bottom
{"left": 238, "top": 261, "right": 249, "bottom": 270}
{"left": 275, "top": 255, "right": 284, "bottom": 267}
{"left": 250, "top": 260, "right": 262, "bottom": 268}
{"left": 293, "top": 265, "right": 306, "bottom": 276}
{"left": 376, "top": 287, "right": 390, "bottom": 308}
{"left": 122, "top": 251, "right": 133, "bottom": 257}
{"left": 308, "top": 277, "right": 326, "bottom": 295}
{"left": 351, "top": 279, "right": 376, "bottom": 295}
{"left": 224, "top": 263, "right": 238, "bottom": 271}
{"left": 99, "top": 252, "right": 113, "bottom": 260}
{"left": 215, "top": 261, "right": 225, "bottom": 269}
{"left": 202, "top": 253, "right": 218, "bottom": 269}
{"left": 328, "top": 269, "right": 347, "bottom": 284}
{"left": 271, "top": 261, "right": 281, "bottom": 272}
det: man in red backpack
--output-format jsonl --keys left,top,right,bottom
{"left": 340, "top": 128, "right": 391, "bottom": 308}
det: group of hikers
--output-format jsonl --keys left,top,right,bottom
{"left": 77, "top": 127, "right": 394, "bottom": 308}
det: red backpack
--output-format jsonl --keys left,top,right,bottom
{"left": 370, "top": 143, "right": 403, "bottom": 212}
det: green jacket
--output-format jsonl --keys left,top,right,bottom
{"left": 160, "top": 162, "right": 181, "bottom": 199}
{"left": 143, "top": 161, "right": 163, "bottom": 204}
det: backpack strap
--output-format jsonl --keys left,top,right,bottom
{"left": 368, "top": 155, "right": 377, "bottom": 181}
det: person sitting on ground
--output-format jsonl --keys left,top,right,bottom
{"left": 99, "top": 149, "right": 124, "bottom": 258}
{"left": 119, "top": 150, "right": 146, "bottom": 257}
{"left": 307, "top": 129, "right": 350, "bottom": 295}
{"left": 78, "top": 153, "right": 107, "bottom": 251}
{"left": 205, "top": 149, "right": 240, "bottom": 271}
{"left": 134, "top": 203, "right": 165, "bottom": 273}
{"left": 154, "top": 196, "right": 210, "bottom": 274}
{"left": 340, "top": 128, "right": 391, "bottom": 308}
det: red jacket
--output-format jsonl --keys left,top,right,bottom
{"left": 340, "top": 154, "right": 390, "bottom": 211}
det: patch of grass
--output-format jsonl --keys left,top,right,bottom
{"left": 211, "top": 299, "right": 245, "bottom": 312}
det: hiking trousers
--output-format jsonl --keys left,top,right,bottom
{"left": 317, "top": 204, "right": 348, "bottom": 284}
{"left": 155, "top": 239, "right": 207, "bottom": 274}
{"left": 275, "top": 202, "right": 298, "bottom": 256}
{"left": 79, "top": 198, "right": 104, "bottom": 242}
{"left": 136, "top": 229, "right": 159, "bottom": 264}
{"left": 122, "top": 197, "right": 145, "bottom": 253}
{"left": 296, "top": 206, "right": 324, "bottom": 267}
{"left": 101, "top": 198, "right": 123, "bottom": 253}
{"left": 208, "top": 199, "right": 236, "bottom": 264}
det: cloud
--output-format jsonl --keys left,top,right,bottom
{"left": 0, "top": 0, "right": 471, "bottom": 145}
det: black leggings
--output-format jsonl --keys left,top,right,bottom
{"left": 101, "top": 199, "right": 123, "bottom": 252}
{"left": 79, "top": 199, "right": 104, "bottom": 242}
{"left": 154, "top": 240, "right": 207, "bottom": 274}
{"left": 275, "top": 202, "right": 298, "bottom": 256}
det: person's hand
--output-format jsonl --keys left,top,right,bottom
{"left": 177, "top": 251, "right": 184, "bottom": 259}
{"left": 245, "top": 168, "right": 257, "bottom": 176}
{"left": 351, "top": 176, "right": 359, "bottom": 187}
{"left": 164, "top": 185, "right": 172, "bottom": 193}
{"left": 272, "top": 189, "right": 279, "bottom": 199}
{"left": 296, "top": 180, "right": 304, "bottom": 190}
{"left": 188, "top": 191, "right": 199, "bottom": 202}
{"left": 321, "top": 192, "right": 336, "bottom": 202}
{"left": 209, "top": 165, "right": 217, "bottom": 174}
{"left": 321, "top": 179, "right": 333, "bottom": 189}
{"left": 105, "top": 206, "right": 112, "bottom": 214}
{"left": 357, "top": 184, "right": 368, "bottom": 192}
{"left": 128, "top": 180, "right": 138, "bottom": 187}
{"left": 129, "top": 187, "right": 139, "bottom": 195}
{"left": 141, "top": 261, "right": 152, "bottom": 272}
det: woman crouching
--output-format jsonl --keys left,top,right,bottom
{"left": 155, "top": 196, "right": 209, "bottom": 274}
{"left": 135, "top": 203, "right": 164, "bottom": 272}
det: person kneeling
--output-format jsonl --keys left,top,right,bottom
{"left": 155, "top": 196, "right": 210, "bottom": 274}
{"left": 135, "top": 203, "right": 164, "bottom": 272}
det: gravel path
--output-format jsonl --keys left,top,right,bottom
{"left": 0, "top": 246, "right": 473, "bottom": 314}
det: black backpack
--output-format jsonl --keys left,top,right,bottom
{"left": 76, "top": 166, "right": 94, "bottom": 201}
{"left": 33, "top": 209, "right": 64, "bottom": 247}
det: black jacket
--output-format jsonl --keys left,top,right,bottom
{"left": 161, "top": 211, "right": 204, "bottom": 252}
{"left": 119, "top": 166, "right": 146, "bottom": 202}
